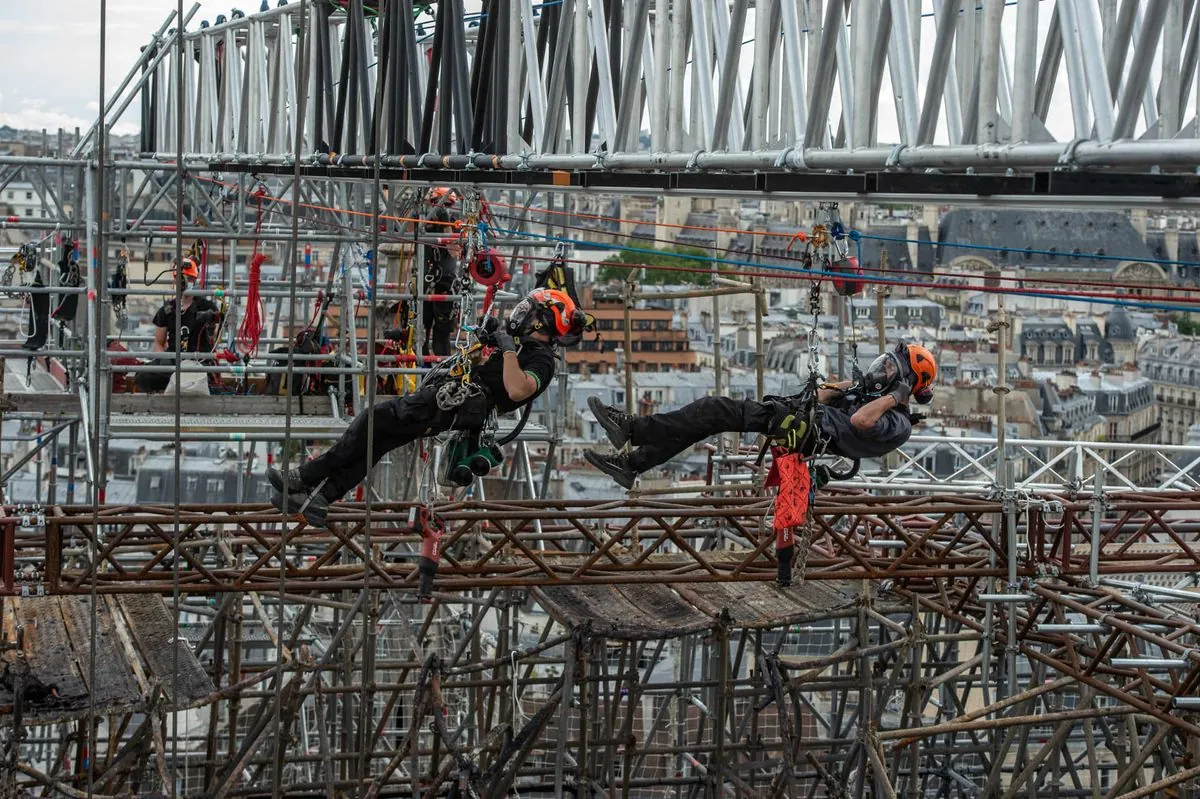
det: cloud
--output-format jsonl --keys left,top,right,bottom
{"left": 0, "top": 99, "right": 139, "bottom": 136}
{"left": 0, "top": 102, "right": 92, "bottom": 134}
{"left": 0, "top": 0, "right": 181, "bottom": 133}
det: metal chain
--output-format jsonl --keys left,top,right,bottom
{"left": 3, "top": 243, "right": 37, "bottom": 299}
{"left": 807, "top": 282, "right": 822, "bottom": 377}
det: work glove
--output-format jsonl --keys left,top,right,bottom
{"left": 492, "top": 329, "right": 517, "bottom": 354}
{"left": 888, "top": 378, "right": 913, "bottom": 406}
{"left": 773, "top": 413, "right": 808, "bottom": 452}
{"left": 912, "top": 386, "right": 934, "bottom": 405}
{"left": 475, "top": 315, "right": 501, "bottom": 345}
{"left": 194, "top": 309, "right": 219, "bottom": 326}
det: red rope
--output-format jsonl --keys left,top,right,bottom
{"left": 237, "top": 252, "right": 266, "bottom": 357}
{"left": 237, "top": 190, "right": 267, "bottom": 358}
{"left": 197, "top": 239, "right": 209, "bottom": 288}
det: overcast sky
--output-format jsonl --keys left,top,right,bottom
{"left": 0, "top": 1, "right": 186, "bottom": 134}
{"left": 0, "top": 3, "right": 1182, "bottom": 143}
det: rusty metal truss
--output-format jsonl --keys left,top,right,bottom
{"left": 5, "top": 491, "right": 1200, "bottom": 797}
{"left": 22, "top": 492, "right": 1200, "bottom": 593}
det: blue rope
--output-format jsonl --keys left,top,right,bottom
{"left": 492, "top": 224, "right": 1200, "bottom": 316}
{"left": 853, "top": 230, "right": 1200, "bottom": 271}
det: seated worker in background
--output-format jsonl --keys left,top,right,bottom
{"left": 422, "top": 187, "right": 461, "bottom": 356}
{"left": 267, "top": 288, "right": 584, "bottom": 527}
{"left": 585, "top": 342, "right": 937, "bottom": 489}
{"left": 135, "top": 257, "right": 221, "bottom": 393}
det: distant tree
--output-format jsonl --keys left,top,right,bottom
{"left": 1174, "top": 313, "right": 1200, "bottom": 335}
{"left": 597, "top": 245, "right": 720, "bottom": 285}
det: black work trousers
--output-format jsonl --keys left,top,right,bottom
{"left": 625, "top": 397, "right": 780, "bottom": 473}
{"left": 422, "top": 301, "right": 455, "bottom": 357}
{"left": 299, "top": 383, "right": 485, "bottom": 499}
{"left": 135, "top": 371, "right": 171, "bottom": 393}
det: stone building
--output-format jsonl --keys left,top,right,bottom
{"left": 568, "top": 285, "right": 700, "bottom": 375}
{"left": 1015, "top": 307, "right": 1141, "bottom": 369}
{"left": 1074, "top": 370, "right": 1159, "bottom": 483}
{"left": 1140, "top": 337, "right": 1200, "bottom": 445}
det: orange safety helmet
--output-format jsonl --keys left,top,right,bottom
{"left": 506, "top": 287, "right": 583, "bottom": 340}
{"left": 905, "top": 343, "right": 937, "bottom": 393}
{"left": 427, "top": 186, "right": 457, "bottom": 207}
{"left": 175, "top": 256, "right": 200, "bottom": 282}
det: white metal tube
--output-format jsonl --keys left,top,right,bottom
{"left": 851, "top": 0, "right": 874, "bottom": 147}
{"left": 572, "top": 0, "right": 589, "bottom": 152}
{"left": 1057, "top": 0, "right": 1094, "bottom": 139}
{"left": 750, "top": 0, "right": 773, "bottom": 148}
{"left": 1102, "top": 578, "right": 1200, "bottom": 603}
{"left": 1114, "top": 0, "right": 1169, "bottom": 138}
{"left": 1073, "top": 0, "right": 1117, "bottom": 140}
{"left": 1111, "top": 658, "right": 1189, "bottom": 670}
{"left": 779, "top": 0, "right": 810, "bottom": 143}
{"left": 888, "top": 0, "right": 921, "bottom": 144}
{"left": 1010, "top": 0, "right": 1039, "bottom": 142}
{"left": 652, "top": 0, "right": 671, "bottom": 150}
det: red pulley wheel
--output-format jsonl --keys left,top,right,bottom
{"left": 831, "top": 255, "right": 864, "bottom": 297}
{"left": 469, "top": 249, "right": 510, "bottom": 287}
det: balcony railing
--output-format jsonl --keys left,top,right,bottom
{"left": 710, "top": 434, "right": 1200, "bottom": 494}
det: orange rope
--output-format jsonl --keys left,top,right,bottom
{"left": 187, "top": 174, "right": 1200, "bottom": 303}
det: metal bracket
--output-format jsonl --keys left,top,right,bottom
{"left": 885, "top": 144, "right": 908, "bottom": 168}
{"left": 1057, "top": 137, "right": 1087, "bottom": 169}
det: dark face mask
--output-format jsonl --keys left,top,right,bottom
{"left": 862, "top": 352, "right": 902, "bottom": 396}
{"left": 505, "top": 297, "right": 536, "bottom": 337}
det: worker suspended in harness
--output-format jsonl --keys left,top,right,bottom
{"left": 266, "top": 287, "right": 585, "bottom": 527}
{"left": 584, "top": 342, "right": 937, "bottom": 490}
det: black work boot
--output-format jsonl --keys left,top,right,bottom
{"left": 584, "top": 450, "right": 639, "bottom": 490}
{"left": 587, "top": 396, "right": 635, "bottom": 450}
{"left": 271, "top": 489, "right": 330, "bottom": 529}
{"left": 267, "top": 467, "right": 309, "bottom": 495}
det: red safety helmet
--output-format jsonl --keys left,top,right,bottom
{"left": 506, "top": 288, "right": 584, "bottom": 341}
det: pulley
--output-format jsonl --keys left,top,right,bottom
{"left": 830, "top": 255, "right": 864, "bottom": 297}
{"left": 468, "top": 248, "right": 510, "bottom": 287}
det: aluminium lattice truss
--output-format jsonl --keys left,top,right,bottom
{"left": 89, "top": 0, "right": 1200, "bottom": 184}
{"left": 4, "top": 492, "right": 1200, "bottom": 797}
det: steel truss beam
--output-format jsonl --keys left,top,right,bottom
{"left": 98, "top": 1, "right": 1200, "bottom": 176}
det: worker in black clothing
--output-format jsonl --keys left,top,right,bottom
{"left": 268, "top": 287, "right": 583, "bottom": 527}
{"left": 135, "top": 257, "right": 221, "bottom": 393}
{"left": 422, "top": 187, "right": 461, "bottom": 356}
{"left": 585, "top": 343, "right": 937, "bottom": 489}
